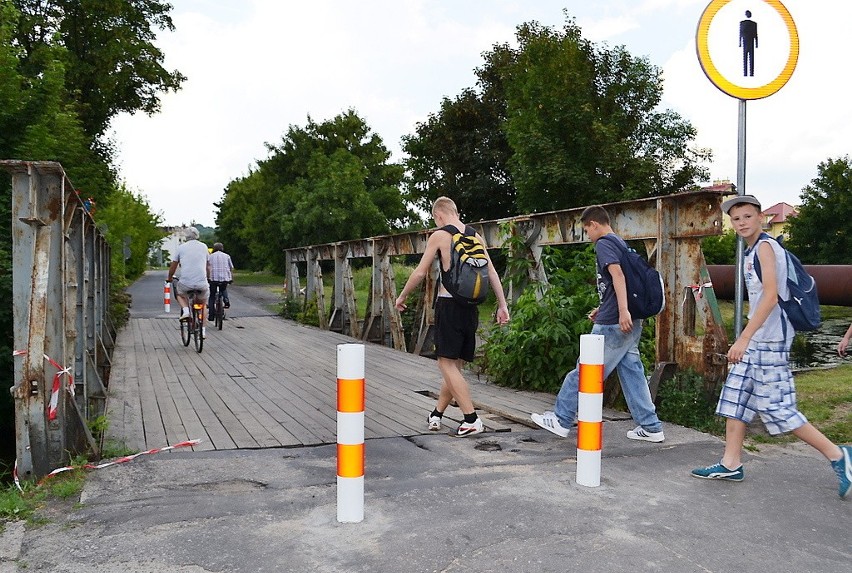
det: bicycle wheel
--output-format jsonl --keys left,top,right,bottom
{"left": 180, "top": 315, "right": 191, "bottom": 346}
{"left": 193, "top": 306, "right": 204, "bottom": 353}
{"left": 215, "top": 297, "right": 224, "bottom": 330}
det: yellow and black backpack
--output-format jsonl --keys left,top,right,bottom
{"left": 439, "top": 224, "right": 490, "bottom": 305}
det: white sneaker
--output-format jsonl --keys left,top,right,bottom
{"left": 454, "top": 418, "right": 484, "bottom": 437}
{"left": 626, "top": 426, "right": 665, "bottom": 443}
{"left": 427, "top": 415, "right": 442, "bottom": 431}
{"left": 530, "top": 411, "right": 570, "bottom": 438}
{"left": 202, "top": 327, "right": 207, "bottom": 339}
{"left": 179, "top": 308, "right": 190, "bottom": 321}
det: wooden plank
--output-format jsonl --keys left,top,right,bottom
{"left": 133, "top": 320, "right": 167, "bottom": 449}
{"left": 110, "top": 314, "right": 623, "bottom": 452}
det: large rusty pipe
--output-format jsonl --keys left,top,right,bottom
{"left": 707, "top": 265, "right": 852, "bottom": 306}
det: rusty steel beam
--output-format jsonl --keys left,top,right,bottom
{"left": 3, "top": 160, "right": 106, "bottom": 480}
{"left": 707, "top": 265, "right": 852, "bottom": 306}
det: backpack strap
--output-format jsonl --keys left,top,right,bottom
{"left": 750, "top": 232, "right": 773, "bottom": 282}
{"left": 748, "top": 232, "right": 790, "bottom": 340}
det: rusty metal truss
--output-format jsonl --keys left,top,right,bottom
{"left": 284, "top": 190, "right": 732, "bottom": 391}
{"left": 3, "top": 160, "right": 113, "bottom": 480}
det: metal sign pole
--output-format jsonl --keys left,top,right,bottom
{"left": 734, "top": 99, "right": 747, "bottom": 337}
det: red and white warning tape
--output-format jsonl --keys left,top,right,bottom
{"left": 13, "top": 439, "right": 201, "bottom": 492}
{"left": 11, "top": 349, "right": 201, "bottom": 492}
{"left": 11, "top": 350, "right": 74, "bottom": 421}
{"left": 681, "top": 281, "right": 714, "bottom": 309}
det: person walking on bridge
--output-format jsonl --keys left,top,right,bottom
{"left": 395, "top": 196, "right": 510, "bottom": 437}
{"left": 208, "top": 242, "right": 234, "bottom": 320}
{"left": 692, "top": 195, "right": 851, "bottom": 499}
{"left": 529, "top": 205, "right": 665, "bottom": 444}
{"left": 167, "top": 226, "right": 211, "bottom": 338}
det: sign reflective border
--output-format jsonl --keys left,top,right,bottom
{"left": 696, "top": 0, "right": 798, "bottom": 100}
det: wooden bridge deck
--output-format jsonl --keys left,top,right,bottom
{"left": 104, "top": 312, "right": 571, "bottom": 452}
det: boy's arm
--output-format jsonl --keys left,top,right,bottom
{"left": 395, "top": 232, "right": 442, "bottom": 311}
{"left": 728, "top": 241, "right": 778, "bottom": 362}
{"left": 607, "top": 263, "right": 633, "bottom": 333}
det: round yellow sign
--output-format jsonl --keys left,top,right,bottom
{"left": 696, "top": 0, "right": 798, "bottom": 100}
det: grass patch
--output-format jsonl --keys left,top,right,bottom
{"left": 232, "top": 270, "right": 285, "bottom": 286}
{"left": 0, "top": 461, "right": 88, "bottom": 523}
{"left": 796, "top": 364, "right": 852, "bottom": 444}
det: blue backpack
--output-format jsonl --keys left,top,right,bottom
{"left": 598, "top": 235, "right": 665, "bottom": 320}
{"left": 752, "top": 233, "right": 821, "bottom": 332}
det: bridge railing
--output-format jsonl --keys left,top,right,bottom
{"left": 3, "top": 160, "right": 113, "bottom": 481}
{"left": 284, "top": 190, "right": 731, "bottom": 393}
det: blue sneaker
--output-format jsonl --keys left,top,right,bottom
{"left": 831, "top": 445, "right": 852, "bottom": 499}
{"left": 691, "top": 461, "right": 744, "bottom": 481}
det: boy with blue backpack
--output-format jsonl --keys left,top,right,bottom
{"left": 530, "top": 205, "right": 665, "bottom": 443}
{"left": 692, "top": 194, "right": 851, "bottom": 499}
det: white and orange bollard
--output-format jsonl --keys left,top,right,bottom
{"left": 576, "top": 334, "right": 604, "bottom": 487}
{"left": 164, "top": 281, "right": 171, "bottom": 313}
{"left": 337, "top": 343, "right": 365, "bottom": 523}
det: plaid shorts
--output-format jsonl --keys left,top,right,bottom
{"left": 715, "top": 340, "right": 807, "bottom": 435}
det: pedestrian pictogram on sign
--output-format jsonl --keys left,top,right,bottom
{"left": 696, "top": 0, "right": 798, "bottom": 100}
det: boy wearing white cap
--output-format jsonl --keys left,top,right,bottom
{"left": 691, "top": 195, "right": 851, "bottom": 499}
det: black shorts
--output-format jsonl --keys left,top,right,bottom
{"left": 434, "top": 296, "right": 479, "bottom": 362}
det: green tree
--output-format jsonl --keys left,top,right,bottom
{"left": 499, "top": 17, "right": 710, "bottom": 212}
{"left": 701, "top": 229, "right": 737, "bottom": 265}
{"left": 785, "top": 156, "right": 852, "bottom": 264}
{"left": 279, "top": 149, "right": 390, "bottom": 247}
{"left": 97, "top": 184, "right": 165, "bottom": 280}
{"left": 215, "top": 172, "right": 260, "bottom": 270}
{"left": 216, "top": 110, "right": 412, "bottom": 272}
{"left": 402, "top": 87, "right": 515, "bottom": 223}
{"left": 14, "top": 0, "right": 185, "bottom": 138}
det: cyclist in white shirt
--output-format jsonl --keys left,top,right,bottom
{"left": 166, "top": 226, "right": 210, "bottom": 337}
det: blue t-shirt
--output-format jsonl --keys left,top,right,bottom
{"left": 593, "top": 233, "right": 628, "bottom": 325}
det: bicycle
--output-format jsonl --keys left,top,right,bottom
{"left": 178, "top": 287, "right": 205, "bottom": 353}
{"left": 209, "top": 280, "right": 230, "bottom": 331}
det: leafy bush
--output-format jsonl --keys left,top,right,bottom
{"left": 278, "top": 293, "right": 302, "bottom": 320}
{"left": 655, "top": 369, "right": 724, "bottom": 435}
{"left": 479, "top": 239, "right": 598, "bottom": 391}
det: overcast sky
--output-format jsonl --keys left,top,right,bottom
{"left": 109, "top": 0, "right": 851, "bottom": 228}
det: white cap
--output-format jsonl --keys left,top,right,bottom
{"left": 721, "top": 194, "right": 761, "bottom": 214}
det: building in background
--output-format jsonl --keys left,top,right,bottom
{"left": 150, "top": 226, "right": 186, "bottom": 266}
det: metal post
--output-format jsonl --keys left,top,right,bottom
{"left": 733, "top": 99, "right": 747, "bottom": 338}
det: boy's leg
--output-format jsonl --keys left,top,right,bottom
{"left": 721, "top": 417, "right": 747, "bottom": 469}
{"left": 616, "top": 343, "right": 662, "bottom": 433}
{"left": 792, "top": 423, "right": 843, "bottom": 461}
{"left": 553, "top": 323, "right": 648, "bottom": 429}
{"left": 595, "top": 322, "right": 662, "bottom": 432}
{"left": 553, "top": 367, "right": 580, "bottom": 429}
{"left": 693, "top": 355, "right": 759, "bottom": 480}
{"left": 436, "top": 357, "right": 474, "bottom": 414}
{"left": 435, "top": 363, "right": 457, "bottom": 413}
